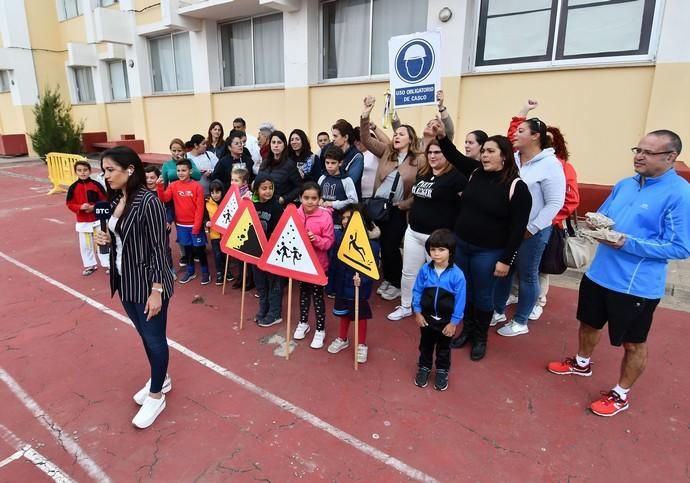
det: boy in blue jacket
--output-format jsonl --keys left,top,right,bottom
{"left": 412, "top": 229, "right": 466, "bottom": 391}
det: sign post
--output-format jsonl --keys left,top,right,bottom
{"left": 389, "top": 31, "right": 441, "bottom": 110}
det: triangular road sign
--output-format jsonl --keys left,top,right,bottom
{"left": 258, "top": 204, "right": 328, "bottom": 285}
{"left": 336, "top": 211, "right": 380, "bottom": 280}
{"left": 220, "top": 198, "right": 268, "bottom": 264}
{"left": 210, "top": 184, "right": 241, "bottom": 234}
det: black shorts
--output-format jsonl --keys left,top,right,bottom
{"left": 577, "top": 275, "right": 660, "bottom": 346}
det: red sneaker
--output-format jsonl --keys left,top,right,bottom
{"left": 590, "top": 390, "right": 629, "bottom": 417}
{"left": 547, "top": 357, "right": 592, "bottom": 376}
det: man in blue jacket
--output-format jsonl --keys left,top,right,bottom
{"left": 548, "top": 130, "right": 690, "bottom": 416}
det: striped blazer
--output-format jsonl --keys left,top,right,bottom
{"left": 108, "top": 188, "right": 174, "bottom": 303}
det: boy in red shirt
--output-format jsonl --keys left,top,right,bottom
{"left": 66, "top": 161, "right": 110, "bottom": 275}
{"left": 157, "top": 159, "right": 209, "bottom": 285}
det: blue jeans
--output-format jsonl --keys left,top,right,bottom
{"left": 454, "top": 238, "right": 504, "bottom": 312}
{"left": 252, "top": 266, "right": 283, "bottom": 321}
{"left": 121, "top": 298, "right": 170, "bottom": 393}
{"left": 494, "top": 226, "right": 552, "bottom": 325}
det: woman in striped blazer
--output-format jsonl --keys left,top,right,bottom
{"left": 96, "top": 146, "right": 175, "bottom": 429}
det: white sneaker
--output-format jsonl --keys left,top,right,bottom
{"left": 387, "top": 305, "right": 412, "bottom": 321}
{"left": 506, "top": 294, "right": 519, "bottom": 306}
{"left": 490, "top": 312, "right": 507, "bottom": 327}
{"left": 497, "top": 320, "right": 529, "bottom": 337}
{"left": 381, "top": 285, "right": 401, "bottom": 301}
{"left": 327, "top": 337, "right": 349, "bottom": 354}
{"left": 133, "top": 374, "right": 172, "bottom": 405}
{"left": 356, "top": 344, "right": 368, "bottom": 363}
{"left": 529, "top": 305, "right": 543, "bottom": 321}
{"left": 294, "top": 322, "right": 310, "bottom": 340}
{"left": 376, "top": 280, "right": 390, "bottom": 295}
{"left": 132, "top": 395, "right": 166, "bottom": 429}
{"left": 310, "top": 330, "right": 326, "bottom": 349}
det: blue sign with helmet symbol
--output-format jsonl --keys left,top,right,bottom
{"left": 395, "top": 39, "right": 434, "bottom": 84}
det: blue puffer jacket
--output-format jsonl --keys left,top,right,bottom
{"left": 331, "top": 225, "right": 380, "bottom": 300}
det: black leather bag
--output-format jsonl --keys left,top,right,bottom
{"left": 539, "top": 225, "right": 567, "bottom": 275}
{"left": 365, "top": 170, "right": 400, "bottom": 223}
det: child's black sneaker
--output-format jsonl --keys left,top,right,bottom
{"left": 200, "top": 273, "right": 210, "bottom": 285}
{"left": 215, "top": 273, "right": 223, "bottom": 286}
{"left": 434, "top": 370, "right": 449, "bottom": 391}
{"left": 179, "top": 272, "right": 196, "bottom": 284}
{"left": 414, "top": 367, "right": 431, "bottom": 388}
{"left": 258, "top": 317, "right": 282, "bottom": 328}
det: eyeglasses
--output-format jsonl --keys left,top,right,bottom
{"left": 427, "top": 150, "right": 443, "bottom": 155}
{"left": 631, "top": 147, "right": 674, "bottom": 156}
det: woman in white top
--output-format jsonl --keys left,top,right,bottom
{"left": 185, "top": 134, "right": 218, "bottom": 196}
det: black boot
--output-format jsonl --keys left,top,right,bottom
{"left": 470, "top": 309, "right": 492, "bottom": 361}
{"left": 451, "top": 303, "right": 475, "bottom": 349}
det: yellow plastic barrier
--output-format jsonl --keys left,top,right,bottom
{"left": 46, "top": 152, "right": 86, "bottom": 195}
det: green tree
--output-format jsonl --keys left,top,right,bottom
{"left": 29, "top": 86, "right": 84, "bottom": 158}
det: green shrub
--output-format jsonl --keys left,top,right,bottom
{"left": 29, "top": 86, "right": 84, "bottom": 158}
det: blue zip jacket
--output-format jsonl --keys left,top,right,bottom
{"left": 412, "top": 262, "right": 466, "bottom": 326}
{"left": 587, "top": 168, "right": 690, "bottom": 299}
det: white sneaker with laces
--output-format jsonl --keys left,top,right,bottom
{"left": 376, "top": 280, "right": 390, "bottom": 295}
{"left": 310, "top": 330, "right": 326, "bottom": 349}
{"left": 294, "top": 322, "right": 310, "bottom": 340}
{"left": 133, "top": 374, "right": 172, "bottom": 405}
{"left": 132, "top": 394, "right": 166, "bottom": 429}
{"left": 387, "top": 305, "right": 412, "bottom": 321}
{"left": 381, "top": 285, "right": 401, "bottom": 301}
{"left": 356, "top": 344, "right": 368, "bottom": 363}
{"left": 506, "top": 294, "right": 519, "bottom": 306}
{"left": 490, "top": 312, "right": 507, "bottom": 327}
{"left": 497, "top": 320, "right": 530, "bottom": 337}
{"left": 327, "top": 337, "right": 349, "bottom": 354}
{"left": 529, "top": 305, "right": 543, "bottom": 320}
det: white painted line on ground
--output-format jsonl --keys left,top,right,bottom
{"left": 0, "top": 250, "right": 439, "bottom": 483}
{"left": 0, "top": 424, "right": 76, "bottom": 482}
{"left": 43, "top": 218, "right": 65, "bottom": 225}
{"left": 0, "top": 371, "right": 110, "bottom": 483}
{"left": 0, "top": 450, "right": 23, "bottom": 468}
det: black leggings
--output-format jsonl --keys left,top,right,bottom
{"left": 183, "top": 245, "right": 208, "bottom": 273}
{"left": 300, "top": 282, "right": 326, "bottom": 331}
{"left": 379, "top": 207, "right": 407, "bottom": 288}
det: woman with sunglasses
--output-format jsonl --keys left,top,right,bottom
{"left": 387, "top": 135, "right": 468, "bottom": 321}
{"left": 491, "top": 101, "right": 566, "bottom": 338}
{"left": 505, "top": 100, "right": 580, "bottom": 320}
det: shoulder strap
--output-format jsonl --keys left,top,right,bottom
{"left": 387, "top": 167, "right": 401, "bottom": 202}
{"left": 509, "top": 177, "right": 520, "bottom": 201}
{"left": 468, "top": 168, "right": 479, "bottom": 183}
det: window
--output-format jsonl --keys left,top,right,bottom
{"left": 476, "top": 0, "right": 657, "bottom": 67}
{"left": 321, "top": 0, "right": 428, "bottom": 80}
{"left": 0, "top": 71, "right": 10, "bottom": 92}
{"left": 58, "top": 0, "right": 82, "bottom": 20}
{"left": 72, "top": 67, "right": 96, "bottom": 103}
{"left": 108, "top": 60, "right": 130, "bottom": 100}
{"left": 220, "top": 13, "right": 284, "bottom": 87}
{"left": 149, "top": 32, "right": 193, "bottom": 93}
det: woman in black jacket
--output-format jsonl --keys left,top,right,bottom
{"left": 212, "top": 129, "right": 254, "bottom": 186}
{"left": 258, "top": 130, "right": 302, "bottom": 205}
{"left": 96, "top": 146, "right": 175, "bottom": 430}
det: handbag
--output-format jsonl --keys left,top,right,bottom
{"left": 539, "top": 225, "right": 567, "bottom": 274}
{"left": 365, "top": 169, "right": 401, "bottom": 223}
{"left": 563, "top": 216, "right": 597, "bottom": 269}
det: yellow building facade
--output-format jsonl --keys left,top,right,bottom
{"left": 0, "top": 0, "right": 688, "bottom": 185}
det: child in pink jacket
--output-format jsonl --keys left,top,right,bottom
{"left": 293, "top": 181, "right": 335, "bottom": 349}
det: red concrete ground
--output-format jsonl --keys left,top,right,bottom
{"left": 0, "top": 162, "right": 688, "bottom": 482}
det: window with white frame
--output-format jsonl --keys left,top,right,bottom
{"left": 149, "top": 32, "right": 193, "bottom": 93}
{"left": 321, "top": 0, "right": 428, "bottom": 80}
{"left": 108, "top": 60, "right": 130, "bottom": 101}
{"left": 220, "top": 13, "right": 284, "bottom": 87}
{"left": 57, "top": 0, "right": 83, "bottom": 20}
{"left": 0, "top": 71, "right": 10, "bottom": 92}
{"left": 72, "top": 67, "right": 96, "bottom": 103}
{"left": 475, "top": 0, "right": 657, "bottom": 67}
